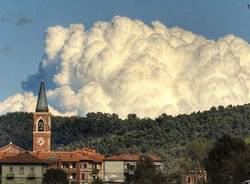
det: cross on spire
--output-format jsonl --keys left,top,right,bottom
{"left": 35, "top": 81, "right": 49, "bottom": 112}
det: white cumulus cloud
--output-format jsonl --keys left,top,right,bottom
{"left": 0, "top": 92, "right": 70, "bottom": 116}
{"left": 1, "top": 16, "right": 250, "bottom": 118}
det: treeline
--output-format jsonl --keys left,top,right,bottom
{"left": 1, "top": 104, "right": 250, "bottom": 173}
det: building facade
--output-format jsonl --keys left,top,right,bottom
{"left": 32, "top": 149, "right": 104, "bottom": 183}
{"left": 0, "top": 152, "right": 48, "bottom": 184}
{"left": 104, "top": 154, "right": 163, "bottom": 183}
{"left": 181, "top": 169, "right": 207, "bottom": 184}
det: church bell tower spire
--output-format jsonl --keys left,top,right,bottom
{"left": 33, "top": 81, "right": 51, "bottom": 152}
{"left": 36, "top": 80, "right": 49, "bottom": 112}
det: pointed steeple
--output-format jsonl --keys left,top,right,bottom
{"left": 35, "top": 81, "right": 49, "bottom": 112}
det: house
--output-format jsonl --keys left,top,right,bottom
{"left": 0, "top": 151, "right": 48, "bottom": 184}
{"left": 104, "top": 153, "right": 163, "bottom": 183}
{"left": 31, "top": 149, "right": 104, "bottom": 183}
{"left": 181, "top": 169, "right": 207, "bottom": 184}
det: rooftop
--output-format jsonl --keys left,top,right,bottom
{"left": 0, "top": 142, "right": 26, "bottom": 153}
{"left": 0, "top": 152, "right": 48, "bottom": 164}
{"left": 31, "top": 149, "right": 104, "bottom": 163}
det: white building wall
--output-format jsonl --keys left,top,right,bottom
{"left": 104, "top": 161, "right": 125, "bottom": 183}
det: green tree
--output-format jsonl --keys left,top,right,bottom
{"left": 70, "top": 181, "right": 79, "bottom": 184}
{"left": 185, "top": 138, "right": 213, "bottom": 167}
{"left": 204, "top": 135, "right": 250, "bottom": 184}
{"left": 125, "top": 155, "right": 166, "bottom": 184}
{"left": 93, "top": 178, "right": 104, "bottom": 184}
{"left": 165, "top": 173, "right": 181, "bottom": 184}
{"left": 42, "top": 168, "right": 68, "bottom": 184}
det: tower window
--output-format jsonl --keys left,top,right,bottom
{"left": 38, "top": 119, "right": 44, "bottom": 132}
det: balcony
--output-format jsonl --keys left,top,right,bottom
{"left": 68, "top": 168, "right": 78, "bottom": 173}
{"left": 6, "top": 173, "right": 15, "bottom": 179}
{"left": 27, "top": 173, "right": 36, "bottom": 179}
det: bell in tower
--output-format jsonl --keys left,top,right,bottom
{"left": 32, "top": 81, "right": 51, "bottom": 152}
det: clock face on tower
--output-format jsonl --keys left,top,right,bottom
{"left": 37, "top": 137, "right": 45, "bottom": 146}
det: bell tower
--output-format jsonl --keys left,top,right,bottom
{"left": 33, "top": 81, "right": 51, "bottom": 152}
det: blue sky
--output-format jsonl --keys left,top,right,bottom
{"left": 0, "top": 0, "right": 250, "bottom": 100}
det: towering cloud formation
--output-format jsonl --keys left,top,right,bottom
{"left": 1, "top": 16, "right": 250, "bottom": 118}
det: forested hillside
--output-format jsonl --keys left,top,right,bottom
{"left": 1, "top": 104, "right": 250, "bottom": 173}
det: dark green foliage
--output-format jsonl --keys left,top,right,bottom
{"left": 165, "top": 173, "right": 181, "bottom": 184}
{"left": 0, "top": 112, "right": 32, "bottom": 150}
{"left": 42, "top": 168, "right": 68, "bottom": 184}
{"left": 2, "top": 104, "right": 250, "bottom": 173}
{"left": 70, "top": 181, "right": 79, "bottom": 184}
{"left": 204, "top": 135, "right": 250, "bottom": 184}
{"left": 125, "top": 156, "right": 166, "bottom": 184}
{"left": 93, "top": 178, "right": 104, "bottom": 184}
{"left": 183, "top": 138, "right": 213, "bottom": 171}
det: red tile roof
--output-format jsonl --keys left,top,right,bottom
{"left": 0, "top": 152, "right": 18, "bottom": 159}
{"left": 0, "top": 143, "right": 25, "bottom": 153}
{"left": 105, "top": 153, "right": 162, "bottom": 162}
{"left": 75, "top": 148, "right": 105, "bottom": 162}
{"left": 1, "top": 144, "right": 161, "bottom": 164}
{"left": 57, "top": 152, "right": 93, "bottom": 162}
{"left": 0, "top": 152, "right": 48, "bottom": 164}
{"left": 0, "top": 144, "right": 104, "bottom": 163}
{"left": 31, "top": 150, "right": 104, "bottom": 163}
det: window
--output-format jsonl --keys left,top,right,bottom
{"left": 125, "top": 163, "right": 128, "bottom": 170}
{"left": 70, "top": 162, "right": 76, "bottom": 168}
{"left": 97, "top": 164, "right": 100, "bottom": 169}
{"left": 9, "top": 167, "right": 13, "bottom": 174}
{"left": 20, "top": 167, "right": 24, "bottom": 175}
{"left": 72, "top": 162, "right": 76, "bottom": 168}
{"left": 93, "top": 163, "right": 100, "bottom": 170}
{"left": 82, "top": 173, "right": 86, "bottom": 180}
{"left": 188, "top": 176, "right": 191, "bottom": 183}
{"left": 62, "top": 162, "right": 68, "bottom": 168}
{"left": 129, "top": 165, "right": 135, "bottom": 171}
{"left": 82, "top": 163, "right": 87, "bottom": 169}
{"left": 30, "top": 167, "right": 35, "bottom": 174}
{"left": 38, "top": 119, "right": 44, "bottom": 132}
